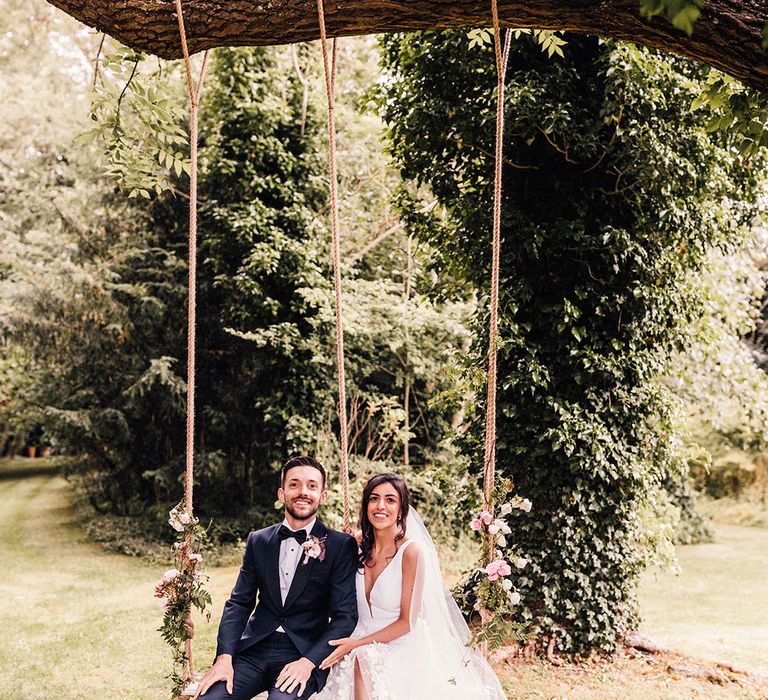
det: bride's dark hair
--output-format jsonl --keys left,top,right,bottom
{"left": 358, "top": 472, "right": 410, "bottom": 569}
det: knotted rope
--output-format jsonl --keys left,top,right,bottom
{"left": 174, "top": 0, "right": 209, "bottom": 686}
{"left": 483, "top": 0, "right": 512, "bottom": 563}
{"left": 316, "top": 0, "right": 352, "bottom": 533}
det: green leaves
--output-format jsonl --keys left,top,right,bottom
{"left": 511, "top": 28, "right": 567, "bottom": 58}
{"left": 467, "top": 29, "right": 492, "bottom": 50}
{"left": 80, "top": 46, "right": 192, "bottom": 199}
{"left": 639, "top": 0, "right": 703, "bottom": 36}
{"left": 690, "top": 72, "right": 768, "bottom": 158}
{"left": 380, "top": 31, "right": 765, "bottom": 656}
{"left": 467, "top": 27, "right": 566, "bottom": 58}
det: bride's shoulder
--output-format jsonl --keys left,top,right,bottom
{"left": 400, "top": 538, "right": 422, "bottom": 562}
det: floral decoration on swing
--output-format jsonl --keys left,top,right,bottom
{"left": 462, "top": 479, "right": 531, "bottom": 648}
{"left": 154, "top": 502, "right": 213, "bottom": 695}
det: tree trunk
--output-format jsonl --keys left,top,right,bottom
{"left": 45, "top": 0, "right": 768, "bottom": 92}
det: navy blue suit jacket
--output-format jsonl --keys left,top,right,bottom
{"left": 215, "top": 518, "right": 358, "bottom": 686}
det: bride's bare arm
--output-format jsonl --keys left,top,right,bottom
{"left": 319, "top": 542, "right": 422, "bottom": 670}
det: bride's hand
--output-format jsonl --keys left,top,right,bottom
{"left": 320, "top": 637, "right": 359, "bottom": 670}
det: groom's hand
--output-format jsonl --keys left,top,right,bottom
{"left": 275, "top": 657, "right": 315, "bottom": 697}
{"left": 193, "top": 654, "right": 234, "bottom": 698}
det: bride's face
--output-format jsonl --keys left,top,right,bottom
{"left": 367, "top": 483, "right": 401, "bottom": 531}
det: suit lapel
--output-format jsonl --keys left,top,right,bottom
{"left": 263, "top": 525, "right": 282, "bottom": 609}
{"left": 282, "top": 519, "right": 327, "bottom": 612}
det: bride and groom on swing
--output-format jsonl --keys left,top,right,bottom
{"left": 193, "top": 455, "right": 506, "bottom": 700}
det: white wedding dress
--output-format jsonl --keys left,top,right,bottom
{"left": 316, "top": 511, "right": 506, "bottom": 700}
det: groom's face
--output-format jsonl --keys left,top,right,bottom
{"left": 278, "top": 465, "right": 328, "bottom": 523}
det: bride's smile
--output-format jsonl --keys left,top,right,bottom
{"left": 367, "top": 484, "right": 400, "bottom": 531}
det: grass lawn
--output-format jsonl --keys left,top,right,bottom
{"left": 1, "top": 457, "right": 766, "bottom": 699}
{"left": 639, "top": 523, "right": 768, "bottom": 675}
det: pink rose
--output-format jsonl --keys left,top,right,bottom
{"left": 470, "top": 518, "right": 483, "bottom": 531}
{"left": 484, "top": 560, "right": 501, "bottom": 581}
{"left": 479, "top": 510, "right": 493, "bottom": 525}
{"left": 163, "top": 568, "right": 179, "bottom": 582}
{"left": 188, "top": 553, "right": 203, "bottom": 564}
{"left": 485, "top": 558, "right": 511, "bottom": 581}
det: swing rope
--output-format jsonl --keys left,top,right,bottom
{"left": 483, "top": 1, "right": 512, "bottom": 563}
{"left": 316, "top": 0, "right": 352, "bottom": 533}
{"left": 174, "top": 0, "right": 209, "bottom": 687}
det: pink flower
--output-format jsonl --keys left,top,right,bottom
{"left": 485, "top": 558, "right": 512, "bottom": 581}
{"left": 163, "top": 568, "right": 179, "bottom": 582}
{"left": 479, "top": 510, "right": 493, "bottom": 525}
{"left": 301, "top": 535, "right": 327, "bottom": 565}
{"left": 188, "top": 553, "right": 203, "bottom": 564}
{"left": 470, "top": 518, "right": 483, "bottom": 531}
{"left": 160, "top": 597, "right": 170, "bottom": 612}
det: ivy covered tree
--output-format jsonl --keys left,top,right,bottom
{"left": 378, "top": 32, "right": 767, "bottom": 654}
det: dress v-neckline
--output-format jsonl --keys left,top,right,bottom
{"left": 363, "top": 539, "right": 411, "bottom": 615}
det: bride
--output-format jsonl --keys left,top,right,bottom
{"left": 315, "top": 473, "right": 506, "bottom": 700}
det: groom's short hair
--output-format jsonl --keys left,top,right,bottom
{"left": 281, "top": 455, "right": 326, "bottom": 488}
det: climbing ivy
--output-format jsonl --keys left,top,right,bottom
{"left": 378, "top": 32, "right": 767, "bottom": 655}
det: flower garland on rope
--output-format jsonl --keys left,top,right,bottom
{"left": 154, "top": 503, "right": 212, "bottom": 696}
{"left": 466, "top": 480, "right": 531, "bottom": 648}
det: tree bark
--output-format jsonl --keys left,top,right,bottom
{"left": 45, "top": 0, "right": 768, "bottom": 92}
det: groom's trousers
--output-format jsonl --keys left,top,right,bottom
{"left": 202, "top": 632, "right": 320, "bottom": 700}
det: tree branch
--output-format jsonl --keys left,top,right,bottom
{"left": 43, "top": 1, "right": 768, "bottom": 92}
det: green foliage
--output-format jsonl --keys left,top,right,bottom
{"left": 467, "top": 28, "right": 566, "bottom": 58}
{"left": 81, "top": 48, "right": 191, "bottom": 198}
{"left": 180, "top": 46, "right": 336, "bottom": 521}
{"left": 639, "top": 0, "right": 703, "bottom": 35}
{"left": 377, "top": 31, "right": 766, "bottom": 655}
{"left": 690, "top": 73, "right": 768, "bottom": 158}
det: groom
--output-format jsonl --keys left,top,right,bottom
{"left": 194, "top": 455, "right": 358, "bottom": 700}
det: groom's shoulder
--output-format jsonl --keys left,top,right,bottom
{"left": 245, "top": 523, "right": 280, "bottom": 543}
{"left": 321, "top": 524, "right": 357, "bottom": 550}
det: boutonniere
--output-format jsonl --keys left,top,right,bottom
{"left": 301, "top": 535, "right": 327, "bottom": 565}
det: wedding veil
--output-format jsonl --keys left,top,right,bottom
{"left": 406, "top": 508, "right": 506, "bottom": 699}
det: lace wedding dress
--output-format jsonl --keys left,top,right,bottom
{"left": 316, "top": 511, "right": 506, "bottom": 700}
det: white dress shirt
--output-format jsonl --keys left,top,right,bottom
{"left": 276, "top": 517, "right": 316, "bottom": 631}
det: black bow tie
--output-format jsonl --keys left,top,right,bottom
{"left": 278, "top": 525, "right": 308, "bottom": 543}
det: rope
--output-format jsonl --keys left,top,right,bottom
{"left": 316, "top": 0, "right": 352, "bottom": 533}
{"left": 483, "top": 0, "right": 512, "bottom": 563}
{"left": 174, "top": 0, "right": 209, "bottom": 688}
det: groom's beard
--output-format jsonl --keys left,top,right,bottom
{"left": 285, "top": 499, "right": 320, "bottom": 522}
